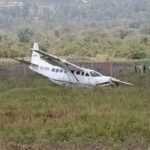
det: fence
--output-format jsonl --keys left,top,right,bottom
{"left": 0, "top": 62, "right": 134, "bottom": 80}
{"left": 0, "top": 64, "right": 36, "bottom": 80}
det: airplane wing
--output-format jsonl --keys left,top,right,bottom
{"left": 33, "top": 49, "right": 84, "bottom": 72}
{"left": 111, "top": 78, "right": 133, "bottom": 86}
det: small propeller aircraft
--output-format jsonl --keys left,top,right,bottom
{"left": 15, "top": 43, "right": 133, "bottom": 87}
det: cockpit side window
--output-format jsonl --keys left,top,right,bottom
{"left": 76, "top": 71, "right": 80, "bottom": 75}
{"left": 85, "top": 73, "right": 90, "bottom": 77}
{"left": 90, "top": 71, "right": 101, "bottom": 77}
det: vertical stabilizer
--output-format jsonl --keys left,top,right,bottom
{"left": 31, "top": 43, "right": 40, "bottom": 65}
{"left": 32, "top": 42, "right": 39, "bottom": 51}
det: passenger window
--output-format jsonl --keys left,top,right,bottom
{"left": 60, "top": 69, "right": 63, "bottom": 73}
{"left": 76, "top": 71, "right": 80, "bottom": 75}
{"left": 52, "top": 68, "right": 55, "bottom": 72}
{"left": 81, "top": 72, "right": 85, "bottom": 76}
{"left": 85, "top": 73, "right": 90, "bottom": 77}
{"left": 56, "top": 69, "right": 59, "bottom": 72}
{"left": 64, "top": 70, "right": 67, "bottom": 73}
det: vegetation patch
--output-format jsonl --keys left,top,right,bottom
{"left": 0, "top": 75, "right": 149, "bottom": 149}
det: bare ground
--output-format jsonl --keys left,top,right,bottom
{"left": 0, "top": 138, "right": 149, "bottom": 150}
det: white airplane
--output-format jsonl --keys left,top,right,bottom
{"left": 15, "top": 43, "right": 133, "bottom": 87}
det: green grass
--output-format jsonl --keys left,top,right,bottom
{"left": 0, "top": 75, "right": 150, "bottom": 148}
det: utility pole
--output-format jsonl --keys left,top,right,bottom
{"left": 109, "top": 60, "right": 113, "bottom": 76}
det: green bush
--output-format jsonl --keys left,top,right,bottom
{"left": 128, "top": 49, "right": 146, "bottom": 59}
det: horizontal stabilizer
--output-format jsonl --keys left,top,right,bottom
{"left": 14, "top": 58, "right": 38, "bottom": 66}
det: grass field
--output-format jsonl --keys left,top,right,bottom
{"left": 0, "top": 74, "right": 150, "bottom": 149}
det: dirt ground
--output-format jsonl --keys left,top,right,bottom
{"left": 0, "top": 138, "right": 149, "bottom": 150}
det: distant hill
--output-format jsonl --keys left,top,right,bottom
{"left": 29, "top": 0, "right": 150, "bottom": 25}
{"left": 0, "top": 0, "right": 150, "bottom": 28}
{"left": 0, "top": 0, "right": 150, "bottom": 59}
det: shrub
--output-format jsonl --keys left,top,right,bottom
{"left": 128, "top": 49, "right": 146, "bottom": 59}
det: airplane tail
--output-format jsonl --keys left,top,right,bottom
{"left": 30, "top": 43, "right": 40, "bottom": 65}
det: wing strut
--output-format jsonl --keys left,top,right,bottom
{"left": 65, "top": 64, "right": 79, "bottom": 83}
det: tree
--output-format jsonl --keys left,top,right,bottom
{"left": 18, "top": 28, "right": 33, "bottom": 43}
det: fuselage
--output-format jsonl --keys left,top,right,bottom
{"left": 29, "top": 58, "right": 113, "bottom": 87}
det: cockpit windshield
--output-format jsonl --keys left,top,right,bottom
{"left": 90, "top": 71, "right": 102, "bottom": 77}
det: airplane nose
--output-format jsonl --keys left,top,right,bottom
{"left": 103, "top": 76, "right": 113, "bottom": 84}
{"left": 110, "top": 77, "right": 118, "bottom": 86}
{"left": 110, "top": 77, "right": 117, "bottom": 82}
